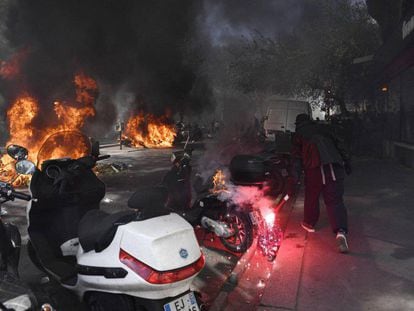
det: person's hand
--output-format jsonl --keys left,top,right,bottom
{"left": 344, "top": 161, "right": 352, "bottom": 175}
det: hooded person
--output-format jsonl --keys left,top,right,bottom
{"left": 288, "top": 113, "right": 352, "bottom": 253}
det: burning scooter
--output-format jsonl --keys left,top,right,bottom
{"left": 162, "top": 149, "right": 254, "bottom": 253}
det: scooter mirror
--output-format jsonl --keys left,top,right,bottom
{"left": 6, "top": 144, "right": 29, "bottom": 161}
{"left": 15, "top": 160, "right": 36, "bottom": 175}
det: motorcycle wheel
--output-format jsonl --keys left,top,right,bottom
{"left": 219, "top": 211, "right": 253, "bottom": 253}
{"left": 86, "top": 292, "right": 135, "bottom": 311}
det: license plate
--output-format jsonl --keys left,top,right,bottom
{"left": 163, "top": 292, "right": 200, "bottom": 311}
{"left": 249, "top": 210, "right": 261, "bottom": 225}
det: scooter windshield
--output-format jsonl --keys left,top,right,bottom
{"left": 37, "top": 130, "right": 91, "bottom": 166}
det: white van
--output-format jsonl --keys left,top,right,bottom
{"left": 263, "top": 99, "right": 311, "bottom": 134}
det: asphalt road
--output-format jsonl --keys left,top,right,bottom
{"left": 1, "top": 144, "right": 241, "bottom": 310}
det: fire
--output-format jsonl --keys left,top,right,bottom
{"left": 212, "top": 169, "right": 228, "bottom": 193}
{"left": 123, "top": 112, "right": 176, "bottom": 148}
{"left": 0, "top": 73, "right": 97, "bottom": 186}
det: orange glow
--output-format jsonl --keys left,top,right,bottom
{"left": 210, "top": 169, "right": 230, "bottom": 194}
{"left": 211, "top": 169, "right": 228, "bottom": 193}
{"left": 123, "top": 112, "right": 176, "bottom": 148}
{"left": 0, "top": 73, "right": 97, "bottom": 186}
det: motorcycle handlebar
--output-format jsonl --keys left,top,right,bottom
{"left": 11, "top": 190, "right": 31, "bottom": 201}
{"left": 0, "top": 182, "right": 31, "bottom": 201}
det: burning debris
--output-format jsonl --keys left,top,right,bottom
{"left": 0, "top": 73, "right": 98, "bottom": 186}
{"left": 121, "top": 112, "right": 176, "bottom": 148}
{"left": 95, "top": 161, "right": 130, "bottom": 175}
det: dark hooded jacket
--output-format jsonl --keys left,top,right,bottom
{"left": 290, "top": 120, "right": 351, "bottom": 179}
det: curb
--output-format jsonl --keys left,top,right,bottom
{"left": 208, "top": 238, "right": 258, "bottom": 311}
{"left": 259, "top": 191, "right": 306, "bottom": 310}
{"left": 208, "top": 191, "right": 300, "bottom": 310}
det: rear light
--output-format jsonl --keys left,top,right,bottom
{"left": 119, "top": 249, "right": 205, "bottom": 284}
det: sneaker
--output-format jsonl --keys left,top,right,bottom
{"left": 336, "top": 231, "right": 349, "bottom": 253}
{"left": 301, "top": 222, "right": 315, "bottom": 233}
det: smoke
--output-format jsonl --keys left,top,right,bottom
{"left": 0, "top": 0, "right": 212, "bottom": 137}
{"left": 200, "top": 0, "right": 303, "bottom": 46}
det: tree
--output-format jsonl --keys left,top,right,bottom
{"left": 209, "top": 0, "right": 382, "bottom": 115}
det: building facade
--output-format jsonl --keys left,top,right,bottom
{"left": 369, "top": 0, "right": 414, "bottom": 167}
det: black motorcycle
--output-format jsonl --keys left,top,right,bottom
{"left": 162, "top": 149, "right": 254, "bottom": 253}
{"left": 0, "top": 143, "right": 50, "bottom": 311}
{"left": 229, "top": 150, "right": 292, "bottom": 261}
{"left": 0, "top": 145, "right": 57, "bottom": 311}
{"left": 0, "top": 181, "right": 37, "bottom": 311}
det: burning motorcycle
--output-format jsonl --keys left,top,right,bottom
{"left": 162, "top": 149, "right": 254, "bottom": 253}
{"left": 229, "top": 152, "right": 292, "bottom": 261}
{"left": 13, "top": 131, "right": 204, "bottom": 311}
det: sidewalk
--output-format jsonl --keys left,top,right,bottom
{"left": 258, "top": 158, "right": 414, "bottom": 311}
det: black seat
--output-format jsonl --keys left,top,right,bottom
{"left": 127, "top": 186, "right": 170, "bottom": 219}
{"left": 78, "top": 210, "right": 137, "bottom": 253}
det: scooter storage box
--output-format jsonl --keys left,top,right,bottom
{"left": 230, "top": 155, "right": 266, "bottom": 185}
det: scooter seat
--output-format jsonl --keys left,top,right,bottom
{"left": 78, "top": 210, "right": 138, "bottom": 253}
{"left": 127, "top": 186, "right": 171, "bottom": 219}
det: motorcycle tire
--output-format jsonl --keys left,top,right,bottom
{"left": 85, "top": 292, "right": 135, "bottom": 311}
{"left": 219, "top": 211, "right": 253, "bottom": 253}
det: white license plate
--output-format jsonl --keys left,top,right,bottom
{"left": 163, "top": 292, "right": 200, "bottom": 311}
{"left": 249, "top": 210, "right": 261, "bottom": 225}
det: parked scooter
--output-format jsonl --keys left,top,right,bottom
{"left": 0, "top": 181, "right": 35, "bottom": 311}
{"left": 0, "top": 144, "right": 55, "bottom": 311}
{"left": 162, "top": 149, "right": 254, "bottom": 253}
{"left": 12, "top": 131, "right": 204, "bottom": 311}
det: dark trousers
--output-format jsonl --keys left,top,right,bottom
{"left": 304, "top": 164, "right": 348, "bottom": 233}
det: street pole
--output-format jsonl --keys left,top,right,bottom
{"left": 115, "top": 121, "right": 124, "bottom": 150}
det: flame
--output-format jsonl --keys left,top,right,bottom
{"left": 211, "top": 169, "right": 229, "bottom": 193}
{"left": 0, "top": 73, "right": 97, "bottom": 186}
{"left": 123, "top": 112, "right": 176, "bottom": 148}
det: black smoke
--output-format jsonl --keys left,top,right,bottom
{"left": 1, "top": 0, "right": 211, "bottom": 136}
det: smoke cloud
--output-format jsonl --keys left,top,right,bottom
{"left": 200, "top": 0, "right": 303, "bottom": 46}
{"left": 0, "top": 0, "right": 211, "bottom": 137}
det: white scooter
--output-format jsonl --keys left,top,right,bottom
{"left": 11, "top": 133, "right": 204, "bottom": 311}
